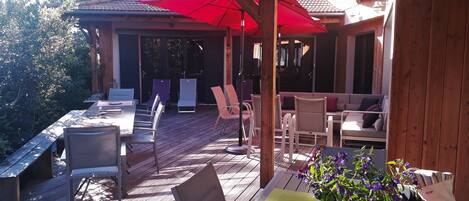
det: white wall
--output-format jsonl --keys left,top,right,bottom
{"left": 345, "top": 36, "right": 355, "bottom": 93}
{"left": 382, "top": 1, "right": 395, "bottom": 95}
{"left": 112, "top": 25, "right": 120, "bottom": 88}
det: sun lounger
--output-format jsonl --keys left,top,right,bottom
{"left": 177, "top": 79, "right": 197, "bottom": 113}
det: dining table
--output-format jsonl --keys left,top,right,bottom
{"left": 62, "top": 100, "right": 137, "bottom": 196}
{"left": 75, "top": 100, "right": 137, "bottom": 137}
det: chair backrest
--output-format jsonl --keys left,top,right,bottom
{"left": 251, "top": 95, "right": 282, "bottom": 130}
{"left": 179, "top": 79, "right": 197, "bottom": 101}
{"left": 236, "top": 79, "right": 253, "bottom": 101}
{"left": 64, "top": 126, "right": 120, "bottom": 171}
{"left": 171, "top": 162, "right": 225, "bottom": 201}
{"left": 321, "top": 147, "right": 387, "bottom": 170}
{"left": 150, "top": 94, "right": 160, "bottom": 117}
{"left": 151, "top": 103, "right": 165, "bottom": 140}
{"left": 224, "top": 84, "right": 240, "bottom": 113}
{"left": 153, "top": 79, "right": 171, "bottom": 105}
{"left": 108, "top": 88, "right": 134, "bottom": 101}
{"left": 211, "top": 86, "right": 231, "bottom": 118}
{"left": 295, "top": 97, "right": 326, "bottom": 133}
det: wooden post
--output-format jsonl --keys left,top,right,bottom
{"left": 225, "top": 28, "right": 233, "bottom": 85}
{"left": 260, "top": 0, "right": 277, "bottom": 188}
{"left": 88, "top": 25, "right": 99, "bottom": 93}
{"left": 97, "top": 23, "right": 114, "bottom": 94}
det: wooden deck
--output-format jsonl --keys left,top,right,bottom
{"left": 21, "top": 106, "right": 315, "bottom": 201}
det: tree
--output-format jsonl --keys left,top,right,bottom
{"left": 0, "top": 0, "right": 90, "bottom": 160}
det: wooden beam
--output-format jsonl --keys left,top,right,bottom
{"left": 236, "top": 0, "right": 261, "bottom": 24}
{"left": 87, "top": 25, "right": 99, "bottom": 93}
{"left": 259, "top": 0, "right": 277, "bottom": 188}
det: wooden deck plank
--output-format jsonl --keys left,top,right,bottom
{"left": 22, "top": 106, "right": 318, "bottom": 201}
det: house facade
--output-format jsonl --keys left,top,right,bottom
{"left": 67, "top": 0, "right": 388, "bottom": 104}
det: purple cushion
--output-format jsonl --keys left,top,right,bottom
{"left": 326, "top": 97, "right": 338, "bottom": 112}
{"left": 359, "top": 98, "right": 380, "bottom": 111}
{"left": 362, "top": 104, "right": 380, "bottom": 128}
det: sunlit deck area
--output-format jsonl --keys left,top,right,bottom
{"left": 22, "top": 106, "right": 315, "bottom": 201}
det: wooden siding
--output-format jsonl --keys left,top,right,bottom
{"left": 335, "top": 16, "right": 384, "bottom": 93}
{"left": 388, "top": 0, "right": 469, "bottom": 200}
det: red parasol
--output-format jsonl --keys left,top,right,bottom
{"left": 140, "top": 0, "right": 325, "bottom": 154}
{"left": 140, "top": 0, "right": 326, "bottom": 35}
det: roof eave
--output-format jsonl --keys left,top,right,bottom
{"left": 64, "top": 10, "right": 180, "bottom": 17}
{"left": 310, "top": 12, "right": 345, "bottom": 16}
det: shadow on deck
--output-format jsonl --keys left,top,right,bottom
{"left": 22, "top": 106, "right": 314, "bottom": 201}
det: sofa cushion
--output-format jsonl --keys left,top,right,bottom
{"left": 346, "top": 104, "right": 360, "bottom": 110}
{"left": 359, "top": 98, "right": 381, "bottom": 111}
{"left": 326, "top": 97, "right": 338, "bottom": 112}
{"left": 374, "top": 116, "right": 384, "bottom": 131}
{"left": 341, "top": 113, "right": 386, "bottom": 139}
{"left": 363, "top": 104, "right": 380, "bottom": 128}
{"left": 313, "top": 93, "right": 349, "bottom": 108}
{"left": 349, "top": 94, "right": 383, "bottom": 105}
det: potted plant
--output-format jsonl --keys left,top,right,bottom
{"left": 298, "top": 146, "right": 421, "bottom": 201}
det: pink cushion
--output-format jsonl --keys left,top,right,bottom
{"left": 326, "top": 97, "right": 338, "bottom": 112}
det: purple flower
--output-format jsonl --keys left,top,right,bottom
{"left": 405, "top": 162, "right": 411, "bottom": 168}
{"left": 323, "top": 173, "right": 333, "bottom": 183}
{"left": 368, "top": 182, "right": 383, "bottom": 190}
{"left": 336, "top": 182, "right": 345, "bottom": 194}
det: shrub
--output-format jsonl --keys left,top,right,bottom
{"left": 0, "top": 0, "right": 90, "bottom": 160}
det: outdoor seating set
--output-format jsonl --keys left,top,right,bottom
{"left": 279, "top": 92, "right": 389, "bottom": 147}
{"left": 62, "top": 88, "right": 165, "bottom": 200}
{"left": 211, "top": 86, "right": 388, "bottom": 163}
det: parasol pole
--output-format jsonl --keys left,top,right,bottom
{"left": 225, "top": 9, "right": 248, "bottom": 155}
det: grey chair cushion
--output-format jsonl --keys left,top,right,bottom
{"left": 71, "top": 166, "right": 119, "bottom": 178}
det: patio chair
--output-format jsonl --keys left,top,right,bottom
{"left": 177, "top": 79, "right": 197, "bottom": 113}
{"left": 290, "top": 97, "right": 333, "bottom": 155}
{"left": 63, "top": 126, "right": 122, "bottom": 201}
{"left": 248, "top": 95, "right": 292, "bottom": 161}
{"left": 127, "top": 102, "right": 164, "bottom": 173}
{"left": 211, "top": 86, "right": 250, "bottom": 136}
{"left": 108, "top": 88, "right": 134, "bottom": 101}
{"left": 224, "top": 84, "right": 252, "bottom": 114}
{"left": 135, "top": 94, "right": 160, "bottom": 123}
{"left": 414, "top": 169, "right": 455, "bottom": 201}
{"left": 171, "top": 162, "right": 225, "bottom": 201}
{"left": 152, "top": 79, "right": 171, "bottom": 106}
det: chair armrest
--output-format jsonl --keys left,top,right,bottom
{"left": 134, "top": 127, "right": 157, "bottom": 132}
{"left": 135, "top": 113, "right": 152, "bottom": 117}
{"left": 136, "top": 109, "right": 151, "bottom": 113}
{"left": 341, "top": 110, "right": 388, "bottom": 115}
{"left": 327, "top": 116, "right": 333, "bottom": 146}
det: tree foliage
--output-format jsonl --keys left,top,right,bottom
{"left": 0, "top": 0, "right": 90, "bottom": 160}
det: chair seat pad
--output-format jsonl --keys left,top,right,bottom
{"left": 178, "top": 100, "right": 196, "bottom": 107}
{"left": 71, "top": 166, "right": 119, "bottom": 178}
{"left": 128, "top": 133, "right": 154, "bottom": 143}
{"left": 341, "top": 113, "right": 385, "bottom": 138}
